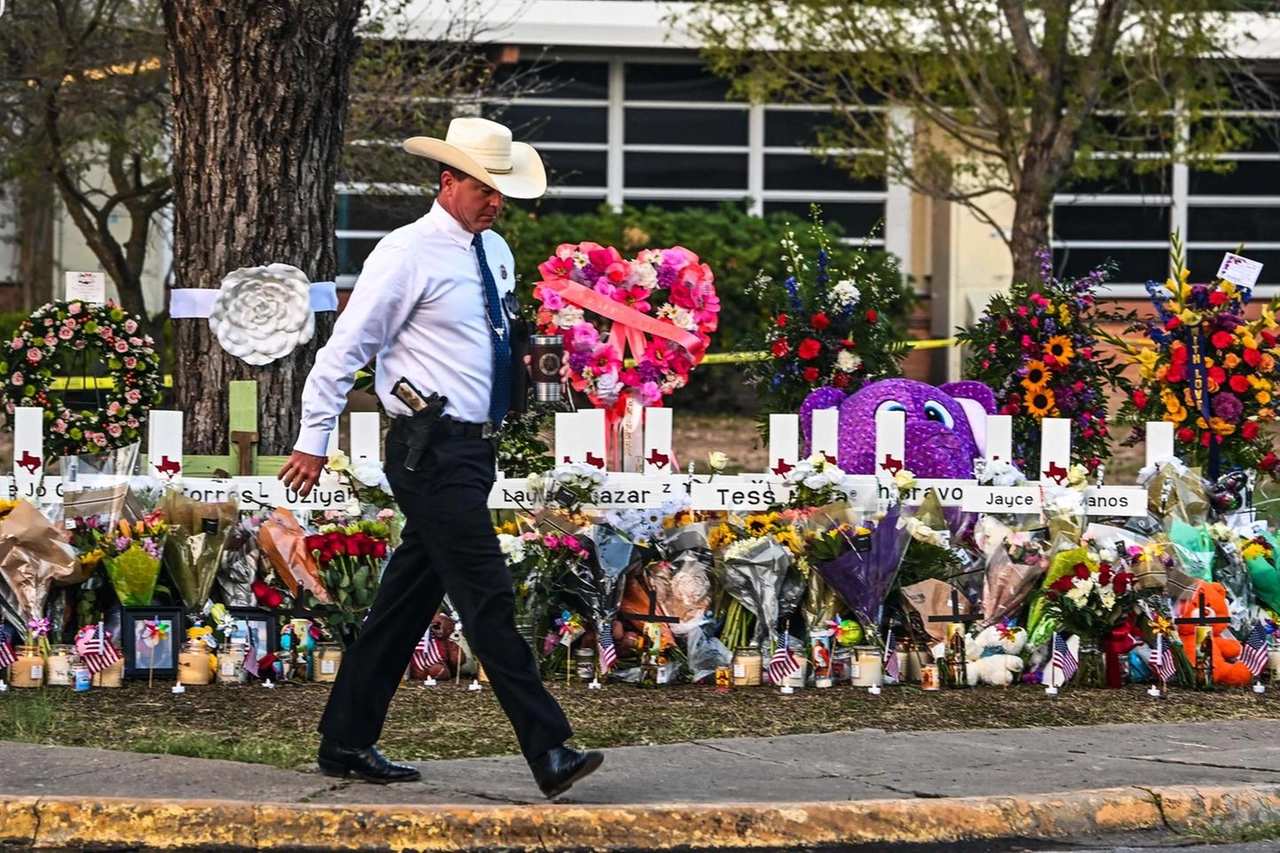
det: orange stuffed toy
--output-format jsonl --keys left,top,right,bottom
{"left": 1176, "top": 581, "right": 1254, "bottom": 686}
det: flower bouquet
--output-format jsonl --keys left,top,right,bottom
{"left": 159, "top": 490, "right": 238, "bottom": 612}
{"left": 1115, "top": 237, "right": 1280, "bottom": 478}
{"left": 957, "top": 249, "right": 1133, "bottom": 474}
{"left": 714, "top": 512, "right": 806, "bottom": 649}
{"left": 100, "top": 512, "right": 167, "bottom": 607}
{"left": 305, "top": 517, "right": 391, "bottom": 648}
{"left": 1034, "top": 548, "right": 1139, "bottom": 686}
{"left": 743, "top": 210, "right": 913, "bottom": 415}
{"left": 975, "top": 516, "right": 1049, "bottom": 628}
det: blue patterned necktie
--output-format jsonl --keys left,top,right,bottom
{"left": 472, "top": 233, "right": 511, "bottom": 426}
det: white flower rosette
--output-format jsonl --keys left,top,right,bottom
{"left": 210, "top": 263, "right": 315, "bottom": 366}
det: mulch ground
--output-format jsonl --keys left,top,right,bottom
{"left": 2, "top": 678, "right": 1278, "bottom": 769}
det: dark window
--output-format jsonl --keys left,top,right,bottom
{"left": 763, "top": 201, "right": 886, "bottom": 238}
{"left": 625, "top": 63, "right": 732, "bottom": 102}
{"left": 1189, "top": 159, "right": 1280, "bottom": 195}
{"left": 764, "top": 154, "right": 885, "bottom": 192}
{"left": 524, "top": 196, "right": 611, "bottom": 216}
{"left": 1189, "top": 205, "right": 1280, "bottom": 243}
{"left": 337, "top": 238, "right": 382, "bottom": 276}
{"left": 1051, "top": 247, "right": 1167, "bottom": 283}
{"left": 624, "top": 107, "right": 748, "bottom": 146}
{"left": 625, "top": 152, "right": 747, "bottom": 189}
{"left": 765, "top": 109, "right": 883, "bottom": 148}
{"left": 495, "top": 60, "right": 608, "bottom": 100}
{"left": 545, "top": 150, "right": 608, "bottom": 188}
{"left": 1052, "top": 205, "right": 1170, "bottom": 242}
{"left": 337, "top": 195, "right": 429, "bottom": 233}
{"left": 496, "top": 104, "right": 607, "bottom": 144}
{"left": 1188, "top": 250, "right": 1280, "bottom": 285}
{"left": 622, "top": 197, "right": 750, "bottom": 212}
{"left": 1191, "top": 115, "right": 1280, "bottom": 155}
{"left": 1061, "top": 166, "right": 1171, "bottom": 196}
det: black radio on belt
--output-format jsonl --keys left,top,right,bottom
{"left": 392, "top": 377, "right": 447, "bottom": 472}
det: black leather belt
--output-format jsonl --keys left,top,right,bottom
{"left": 437, "top": 418, "right": 495, "bottom": 439}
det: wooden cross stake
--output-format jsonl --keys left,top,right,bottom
{"left": 928, "top": 587, "right": 983, "bottom": 689}
{"left": 230, "top": 430, "right": 259, "bottom": 477}
{"left": 1174, "top": 589, "right": 1230, "bottom": 688}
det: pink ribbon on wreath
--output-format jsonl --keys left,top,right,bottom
{"left": 538, "top": 277, "right": 707, "bottom": 377}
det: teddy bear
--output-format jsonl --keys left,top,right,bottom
{"left": 412, "top": 611, "right": 468, "bottom": 681}
{"left": 963, "top": 623, "right": 1028, "bottom": 686}
{"left": 1176, "top": 581, "right": 1255, "bottom": 687}
{"left": 799, "top": 378, "right": 997, "bottom": 479}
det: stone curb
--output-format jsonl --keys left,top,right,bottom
{"left": 1, "top": 784, "right": 1278, "bottom": 851}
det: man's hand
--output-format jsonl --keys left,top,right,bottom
{"left": 278, "top": 449, "right": 327, "bottom": 497}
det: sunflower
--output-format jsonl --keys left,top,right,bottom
{"left": 744, "top": 513, "right": 775, "bottom": 537}
{"left": 709, "top": 523, "right": 737, "bottom": 549}
{"left": 1044, "top": 335, "right": 1075, "bottom": 363}
{"left": 1024, "top": 388, "right": 1056, "bottom": 418}
{"left": 1020, "top": 359, "right": 1051, "bottom": 391}
{"left": 773, "top": 528, "right": 803, "bottom": 554}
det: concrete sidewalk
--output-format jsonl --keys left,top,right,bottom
{"left": 3, "top": 719, "right": 1280, "bottom": 850}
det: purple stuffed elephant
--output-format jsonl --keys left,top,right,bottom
{"left": 799, "top": 379, "right": 997, "bottom": 479}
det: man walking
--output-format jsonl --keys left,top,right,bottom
{"left": 278, "top": 117, "right": 602, "bottom": 798}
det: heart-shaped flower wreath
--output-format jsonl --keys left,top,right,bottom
{"left": 533, "top": 243, "right": 718, "bottom": 420}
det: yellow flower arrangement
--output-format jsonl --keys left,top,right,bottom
{"left": 743, "top": 512, "right": 778, "bottom": 538}
{"left": 709, "top": 523, "right": 737, "bottom": 549}
{"left": 772, "top": 528, "right": 803, "bottom": 554}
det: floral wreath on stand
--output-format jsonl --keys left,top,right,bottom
{"left": 0, "top": 300, "right": 164, "bottom": 456}
{"left": 533, "top": 243, "right": 718, "bottom": 422}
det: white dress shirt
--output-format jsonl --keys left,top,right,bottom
{"left": 294, "top": 202, "right": 515, "bottom": 457}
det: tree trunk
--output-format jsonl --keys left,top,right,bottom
{"left": 16, "top": 174, "right": 55, "bottom": 311}
{"left": 1009, "top": 159, "right": 1056, "bottom": 287}
{"left": 162, "top": 0, "right": 360, "bottom": 455}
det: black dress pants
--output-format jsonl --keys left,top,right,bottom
{"left": 317, "top": 419, "right": 573, "bottom": 762}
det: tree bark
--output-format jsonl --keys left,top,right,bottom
{"left": 162, "top": 0, "right": 360, "bottom": 455}
{"left": 16, "top": 174, "right": 55, "bottom": 311}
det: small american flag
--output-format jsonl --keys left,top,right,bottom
{"left": 597, "top": 629, "right": 617, "bottom": 675}
{"left": 1240, "top": 623, "right": 1269, "bottom": 678}
{"left": 1052, "top": 633, "right": 1078, "bottom": 683}
{"left": 413, "top": 631, "right": 445, "bottom": 672}
{"left": 883, "top": 629, "right": 901, "bottom": 682}
{"left": 0, "top": 639, "right": 15, "bottom": 669}
{"left": 767, "top": 637, "right": 802, "bottom": 684}
{"left": 242, "top": 643, "right": 260, "bottom": 678}
{"left": 79, "top": 625, "right": 121, "bottom": 675}
{"left": 1149, "top": 634, "right": 1177, "bottom": 684}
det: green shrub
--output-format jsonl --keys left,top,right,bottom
{"left": 502, "top": 202, "right": 907, "bottom": 413}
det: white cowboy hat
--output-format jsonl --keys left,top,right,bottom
{"left": 404, "top": 117, "right": 547, "bottom": 200}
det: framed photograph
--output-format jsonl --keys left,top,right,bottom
{"left": 121, "top": 607, "right": 183, "bottom": 680}
{"left": 226, "top": 607, "right": 277, "bottom": 655}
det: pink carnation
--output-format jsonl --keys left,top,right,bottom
{"left": 107, "top": 423, "right": 123, "bottom": 438}
{"left": 26, "top": 349, "right": 41, "bottom": 363}
{"left": 125, "top": 389, "right": 141, "bottom": 404}
{"left": 58, "top": 327, "right": 73, "bottom": 340}
{"left": 115, "top": 340, "right": 129, "bottom": 353}
{"left": 564, "top": 323, "right": 599, "bottom": 353}
{"left": 68, "top": 303, "right": 82, "bottom": 315}
{"left": 10, "top": 373, "right": 21, "bottom": 386}
{"left": 124, "top": 319, "right": 137, "bottom": 334}
{"left": 637, "top": 381, "right": 663, "bottom": 406}
{"left": 10, "top": 338, "right": 22, "bottom": 350}
{"left": 537, "top": 285, "right": 566, "bottom": 311}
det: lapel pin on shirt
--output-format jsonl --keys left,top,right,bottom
{"left": 500, "top": 265, "right": 508, "bottom": 280}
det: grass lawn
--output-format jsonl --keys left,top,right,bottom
{"left": 2, "top": 679, "right": 1279, "bottom": 770}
